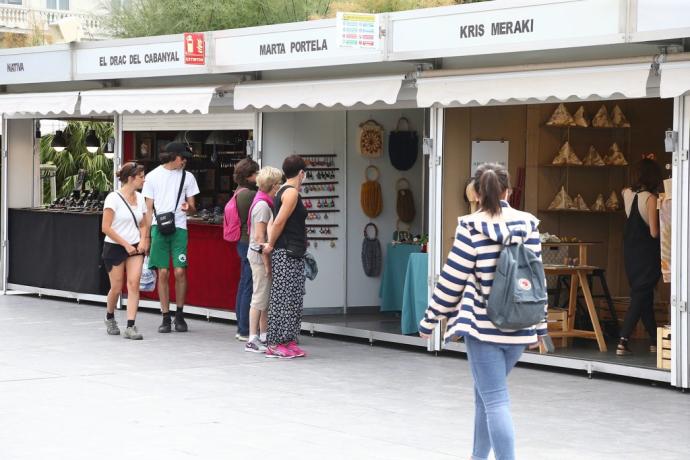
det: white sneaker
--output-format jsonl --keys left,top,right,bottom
{"left": 244, "top": 337, "right": 267, "bottom": 353}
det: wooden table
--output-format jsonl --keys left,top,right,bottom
{"left": 541, "top": 241, "right": 601, "bottom": 266}
{"left": 544, "top": 265, "right": 608, "bottom": 352}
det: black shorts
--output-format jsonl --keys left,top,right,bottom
{"left": 102, "top": 242, "right": 140, "bottom": 272}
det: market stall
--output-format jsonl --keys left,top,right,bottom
{"left": 1, "top": 0, "right": 689, "bottom": 388}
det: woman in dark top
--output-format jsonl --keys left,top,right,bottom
{"left": 233, "top": 158, "right": 259, "bottom": 341}
{"left": 618, "top": 159, "right": 663, "bottom": 355}
{"left": 264, "top": 155, "right": 308, "bottom": 359}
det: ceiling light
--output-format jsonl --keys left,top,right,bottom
{"left": 51, "top": 130, "right": 67, "bottom": 152}
{"left": 85, "top": 129, "right": 100, "bottom": 153}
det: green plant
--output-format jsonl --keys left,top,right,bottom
{"left": 40, "top": 121, "right": 114, "bottom": 202}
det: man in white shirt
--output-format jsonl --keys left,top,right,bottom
{"left": 142, "top": 142, "right": 200, "bottom": 333}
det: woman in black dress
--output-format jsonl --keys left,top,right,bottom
{"left": 618, "top": 159, "right": 663, "bottom": 355}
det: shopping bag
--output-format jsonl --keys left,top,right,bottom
{"left": 139, "top": 256, "right": 157, "bottom": 292}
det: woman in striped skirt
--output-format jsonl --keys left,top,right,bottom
{"left": 419, "top": 163, "right": 548, "bottom": 460}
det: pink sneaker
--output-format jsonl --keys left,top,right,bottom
{"left": 286, "top": 341, "right": 306, "bottom": 357}
{"left": 265, "top": 344, "right": 295, "bottom": 359}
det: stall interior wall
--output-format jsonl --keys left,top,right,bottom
{"left": 261, "top": 109, "right": 425, "bottom": 310}
{"left": 443, "top": 99, "right": 673, "bottom": 325}
{"left": 7, "top": 119, "right": 37, "bottom": 209}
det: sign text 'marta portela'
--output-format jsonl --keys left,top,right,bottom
{"left": 459, "top": 18, "right": 535, "bottom": 39}
{"left": 259, "top": 39, "right": 328, "bottom": 56}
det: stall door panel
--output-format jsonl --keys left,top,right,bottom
{"left": 261, "top": 112, "right": 346, "bottom": 310}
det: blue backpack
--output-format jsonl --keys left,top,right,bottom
{"left": 486, "top": 242, "right": 547, "bottom": 330}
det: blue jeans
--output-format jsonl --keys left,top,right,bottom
{"left": 235, "top": 242, "right": 253, "bottom": 336}
{"left": 465, "top": 336, "right": 525, "bottom": 460}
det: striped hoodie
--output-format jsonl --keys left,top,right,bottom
{"left": 419, "top": 201, "right": 548, "bottom": 345}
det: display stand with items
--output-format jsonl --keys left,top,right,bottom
{"left": 540, "top": 103, "right": 631, "bottom": 214}
{"left": 300, "top": 154, "right": 341, "bottom": 249}
{"left": 124, "top": 129, "right": 253, "bottom": 310}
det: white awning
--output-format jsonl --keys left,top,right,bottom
{"left": 0, "top": 92, "right": 79, "bottom": 116}
{"left": 660, "top": 61, "right": 690, "bottom": 98}
{"left": 79, "top": 86, "right": 219, "bottom": 115}
{"left": 233, "top": 75, "right": 405, "bottom": 110}
{"left": 416, "top": 64, "right": 652, "bottom": 107}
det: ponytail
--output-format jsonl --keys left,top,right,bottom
{"left": 473, "top": 163, "right": 511, "bottom": 216}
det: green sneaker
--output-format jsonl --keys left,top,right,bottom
{"left": 105, "top": 318, "right": 120, "bottom": 335}
{"left": 123, "top": 325, "right": 143, "bottom": 340}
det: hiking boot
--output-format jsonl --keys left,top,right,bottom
{"left": 265, "top": 344, "right": 295, "bottom": 359}
{"left": 244, "top": 337, "right": 267, "bottom": 353}
{"left": 158, "top": 319, "right": 172, "bottom": 333}
{"left": 616, "top": 340, "right": 632, "bottom": 356}
{"left": 174, "top": 316, "right": 188, "bottom": 333}
{"left": 286, "top": 341, "right": 306, "bottom": 357}
{"left": 104, "top": 318, "right": 120, "bottom": 336}
{"left": 123, "top": 325, "right": 143, "bottom": 340}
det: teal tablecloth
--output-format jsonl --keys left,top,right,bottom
{"left": 401, "top": 253, "right": 429, "bottom": 335}
{"left": 379, "top": 243, "right": 421, "bottom": 312}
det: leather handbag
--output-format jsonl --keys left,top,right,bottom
{"left": 388, "top": 117, "right": 418, "bottom": 171}
{"left": 395, "top": 178, "right": 415, "bottom": 223}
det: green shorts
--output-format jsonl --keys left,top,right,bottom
{"left": 148, "top": 226, "right": 188, "bottom": 269}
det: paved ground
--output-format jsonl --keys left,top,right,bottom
{"left": 0, "top": 294, "right": 688, "bottom": 460}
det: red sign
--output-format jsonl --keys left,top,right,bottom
{"left": 184, "top": 33, "right": 205, "bottom": 65}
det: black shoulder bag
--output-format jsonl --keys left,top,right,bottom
{"left": 154, "top": 171, "right": 186, "bottom": 236}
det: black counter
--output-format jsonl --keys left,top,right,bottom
{"left": 9, "top": 208, "right": 109, "bottom": 295}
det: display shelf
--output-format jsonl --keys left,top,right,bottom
{"left": 540, "top": 164, "right": 628, "bottom": 169}
{"left": 542, "top": 124, "right": 631, "bottom": 130}
{"left": 538, "top": 209, "right": 624, "bottom": 214}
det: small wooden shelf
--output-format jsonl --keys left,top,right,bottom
{"left": 538, "top": 209, "right": 624, "bottom": 214}
{"left": 540, "top": 164, "right": 628, "bottom": 169}
{"left": 542, "top": 125, "right": 631, "bottom": 130}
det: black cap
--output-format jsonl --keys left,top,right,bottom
{"left": 164, "top": 142, "right": 192, "bottom": 158}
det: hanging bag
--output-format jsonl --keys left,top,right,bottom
{"left": 360, "top": 165, "right": 383, "bottom": 218}
{"left": 395, "top": 178, "right": 415, "bottom": 223}
{"left": 358, "top": 119, "right": 384, "bottom": 158}
{"left": 361, "top": 223, "right": 382, "bottom": 277}
{"left": 388, "top": 117, "right": 418, "bottom": 171}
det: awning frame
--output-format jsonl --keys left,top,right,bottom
{"left": 233, "top": 75, "right": 406, "bottom": 110}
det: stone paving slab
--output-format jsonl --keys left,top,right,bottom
{"left": 0, "top": 294, "right": 688, "bottom": 460}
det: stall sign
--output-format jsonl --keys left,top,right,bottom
{"left": 632, "top": 0, "right": 690, "bottom": 41}
{"left": 336, "top": 12, "right": 380, "bottom": 49}
{"left": 0, "top": 50, "right": 71, "bottom": 85}
{"left": 75, "top": 37, "right": 207, "bottom": 79}
{"left": 471, "top": 141, "right": 509, "bottom": 175}
{"left": 184, "top": 33, "right": 205, "bottom": 65}
{"left": 389, "top": 0, "right": 623, "bottom": 60}
{"left": 213, "top": 20, "right": 383, "bottom": 72}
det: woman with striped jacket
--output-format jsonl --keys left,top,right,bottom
{"left": 419, "top": 163, "right": 548, "bottom": 460}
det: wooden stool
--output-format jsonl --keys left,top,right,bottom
{"left": 547, "top": 309, "right": 569, "bottom": 347}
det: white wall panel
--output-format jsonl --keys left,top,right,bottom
{"left": 7, "top": 119, "right": 36, "bottom": 209}
{"left": 346, "top": 109, "right": 425, "bottom": 308}
{"left": 262, "top": 112, "right": 347, "bottom": 310}
{"left": 122, "top": 113, "right": 256, "bottom": 131}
